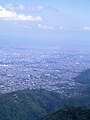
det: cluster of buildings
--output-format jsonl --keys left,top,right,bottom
{"left": 0, "top": 48, "right": 90, "bottom": 96}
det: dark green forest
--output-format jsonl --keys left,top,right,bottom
{"left": 41, "top": 106, "right": 90, "bottom": 120}
{"left": 0, "top": 89, "right": 69, "bottom": 120}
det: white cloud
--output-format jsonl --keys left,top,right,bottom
{"left": 82, "top": 26, "right": 90, "bottom": 30}
{"left": 4, "top": 4, "right": 44, "bottom": 12}
{"left": 38, "top": 24, "right": 54, "bottom": 30}
{"left": 0, "top": 5, "right": 42, "bottom": 21}
{"left": 5, "top": 3, "right": 25, "bottom": 11}
{"left": 38, "top": 24, "right": 65, "bottom": 30}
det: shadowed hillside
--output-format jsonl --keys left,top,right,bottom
{"left": 0, "top": 89, "right": 68, "bottom": 120}
{"left": 41, "top": 106, "right": 90, "bottom": 120}
{"left": 74, "top": 69, "right": 90, "bottom": 84}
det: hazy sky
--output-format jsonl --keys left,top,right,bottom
{"left": 0, "top": 0, "right": 90, "bottom": 47}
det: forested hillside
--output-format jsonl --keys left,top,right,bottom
{"left": 0, "top": 69, "right": 90, "bottom": 120}
{"left": 0, "top": 89, "right": 68, "bottom": 120}
{"left": 41, "top": 106, "right": 90, "bottom": 120}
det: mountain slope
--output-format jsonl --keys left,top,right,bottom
{"left": 74, "top": 69, "right": 90, "bottom": 84}
{"left": 0, "top": 89, "right": 68, "bottom": 120}
{"left": 41, "top": 106, "right": 90, "bottom": 120}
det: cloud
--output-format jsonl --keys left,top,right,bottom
{"left": 31, "top": 5, "right": 43, "bottom": 12}
{"left": 38, "top": 24, "right": 54, "bottom": 30}
{"left": 82, "top": 26, "right": 90, "bottom": 31}
{"left": 4, "top": 3, "right": 43, "bottom": 12}
{"left": 4, "top": 3, "right": 25, "bottom": 11}
{"left": 46, "top": 6, "right": 59, "bottom": 13}
{"left": 0, "top": 5, "right": 42, "bottom": 21}
{"left": 38, "top": 24, "right": 65, "bottom": 30}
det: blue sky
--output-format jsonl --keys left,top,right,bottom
{"left": 0, "top": 0, "right": 90, "bottom": 48}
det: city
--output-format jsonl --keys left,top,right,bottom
{"left": 0, "top": 47, "right": 90, "bottom": 96}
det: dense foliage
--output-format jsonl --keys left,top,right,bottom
{"left": 0, "top": 89, "right": 69, "bottom": 120}
{"left": 74, "top": 69, "right": 90, "bottom": 84}
{"left": 41, "top": 106, "right": 90, "bottom": 120}
{"left": 0, "top": 88, "right": 90, "bottom": 120}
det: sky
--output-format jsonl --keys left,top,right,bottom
{"left": 0, "top": 0, "right": 90, "bottom": 48}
